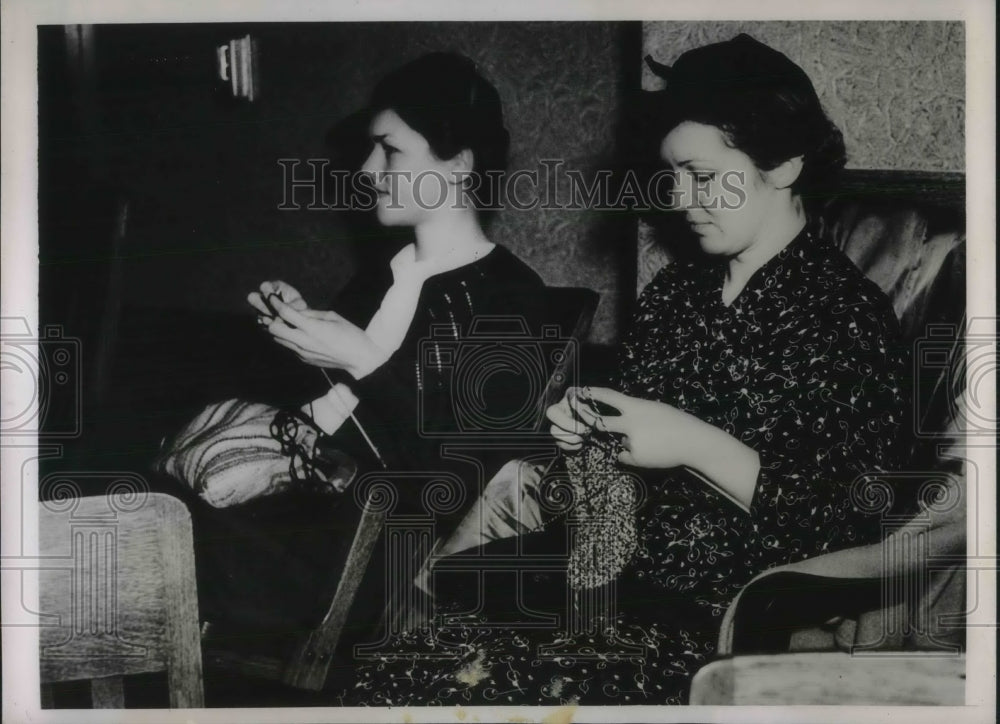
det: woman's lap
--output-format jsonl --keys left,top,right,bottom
{"left": 341, "top": 593, "right": 717, "bottom": 706}
{"left": 348, "top": 517, "right": 721, "bottom": 706}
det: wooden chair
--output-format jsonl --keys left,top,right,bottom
{"left": 201, "top": 286, "right": 601, "bottom": 691}
{"left": 201, "top": 482, "right": 390, "bottom": 690}
{"left": 39, "top": 491, "right": 204, "bottom": 708}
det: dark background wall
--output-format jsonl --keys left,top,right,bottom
{"left": 40, "top": 22, "right": 639, "bottom": 348}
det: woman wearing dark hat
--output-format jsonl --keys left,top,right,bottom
{"left": 341, "top": 35, "right": 909, "bottom": 706}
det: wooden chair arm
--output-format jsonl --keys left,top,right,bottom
{"left": 690, "top": 651, "right": 965, "bottom": 705}
{"left": 719, "top": 512, "right": 965, "bottom": 656}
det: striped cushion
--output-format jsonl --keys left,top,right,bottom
{"left": 153, "top": 399, "right": 318, "bottom": 508}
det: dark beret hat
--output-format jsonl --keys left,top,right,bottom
{"left": 646, "top": 33, "right": 819, "bottom": 105}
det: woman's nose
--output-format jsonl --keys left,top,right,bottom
{"left": 359, "top": 147, "right": 382, "bottom": 176}
{"left": 676, "top": 172, "right": 707, "bottom": 210}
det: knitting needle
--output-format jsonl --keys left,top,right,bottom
{"left": 319, "top": 368, "right": 388, "bottom": 469}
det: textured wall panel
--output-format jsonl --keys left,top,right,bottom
{"left": 637, "top": 21, "right": 964, "bottom": 293}
{"left": 392, "top": 22, "right": 635, "bottom": 344}
{"left": 642, "top": 21, "right": 964, "bottom": 171}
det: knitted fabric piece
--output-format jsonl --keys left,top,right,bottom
{"left": 564, "top": 434, "right": 639, "bottom": 590}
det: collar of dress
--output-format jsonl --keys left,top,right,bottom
{"left": 388, "top": 241, "right": 495, "bottom": 287}
{"left": 705, "top": 225, "right": 823, "bottom": 311}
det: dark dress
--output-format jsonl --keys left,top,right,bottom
{"left": 339, "top": 226, "right": 911, "bottom": 706}
{"left": 190, "top": 244, "right": 549, "bottom": 642}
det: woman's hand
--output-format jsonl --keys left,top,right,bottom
{"left": 572, "top": 387, "right": 704, "bottom": 468}
{"left": 264, "top": 298, "right": 386, "bottom": 379}
{"left": 580, "top": 386, "right": 760, "bottom": 509}
{"left": 545, "top": 387, "right": 592, "bottom": 452}
{"left": 248, "top": 280, "right": 308, "bottom": 320}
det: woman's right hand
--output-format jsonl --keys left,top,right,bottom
{"left": 545, "top": 387, "right": 593, "bottom": 452}
{"left": 247, "top": 280, "right": 308, "bottom": 319}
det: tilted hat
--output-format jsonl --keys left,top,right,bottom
{"left": 645, "top": 33, "right": 818, "bottom": 105}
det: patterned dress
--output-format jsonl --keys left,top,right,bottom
{"left": 337, "top": 227, "right": 910, "bottom": 706}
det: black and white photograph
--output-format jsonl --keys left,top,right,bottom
{"left": 1, "top": 1, "right": 995, "bottom": 722}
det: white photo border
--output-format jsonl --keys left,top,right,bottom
{"left": 2, "top": 1, "right": 994, "bottom": 722}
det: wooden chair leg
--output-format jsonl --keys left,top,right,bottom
{"left": 167, "top": 661, "right": 205, "bottom": 708}
{"left": 282, "top": 503, "right": 387, "bottom": 690}
{"left": 90, "top": 675, "right": 124, "bottom": 708}
{"left": 161, "top": 499, "right": 206, "bottom": 708}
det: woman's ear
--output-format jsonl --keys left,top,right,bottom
{"left": 766, "top": 155, "right": 804, "bottom": 190}
{"left": 447, "top": 148, "right": 475, "bottom": 185}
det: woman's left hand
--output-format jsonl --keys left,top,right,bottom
{"left": 572, "top": 387, "right": 710, "bottom": 469}
{"left": 265, "top": 298, "right": 386, "bottom": 379}
{"left": 576, "top": 386, "right": 760, "bottom": 509}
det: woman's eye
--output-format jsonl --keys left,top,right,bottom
{"left": 693, "top": 172, "right": 717, "bottom": 183}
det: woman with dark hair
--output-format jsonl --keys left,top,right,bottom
{"left": 342, "top": 34, "right": 909, "bottom": 706}
{"left": 172, "top": 52, "right": 548, "bottom": 646}
{"left": 251, "top": 51, "right": 541, "bottom": 477}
